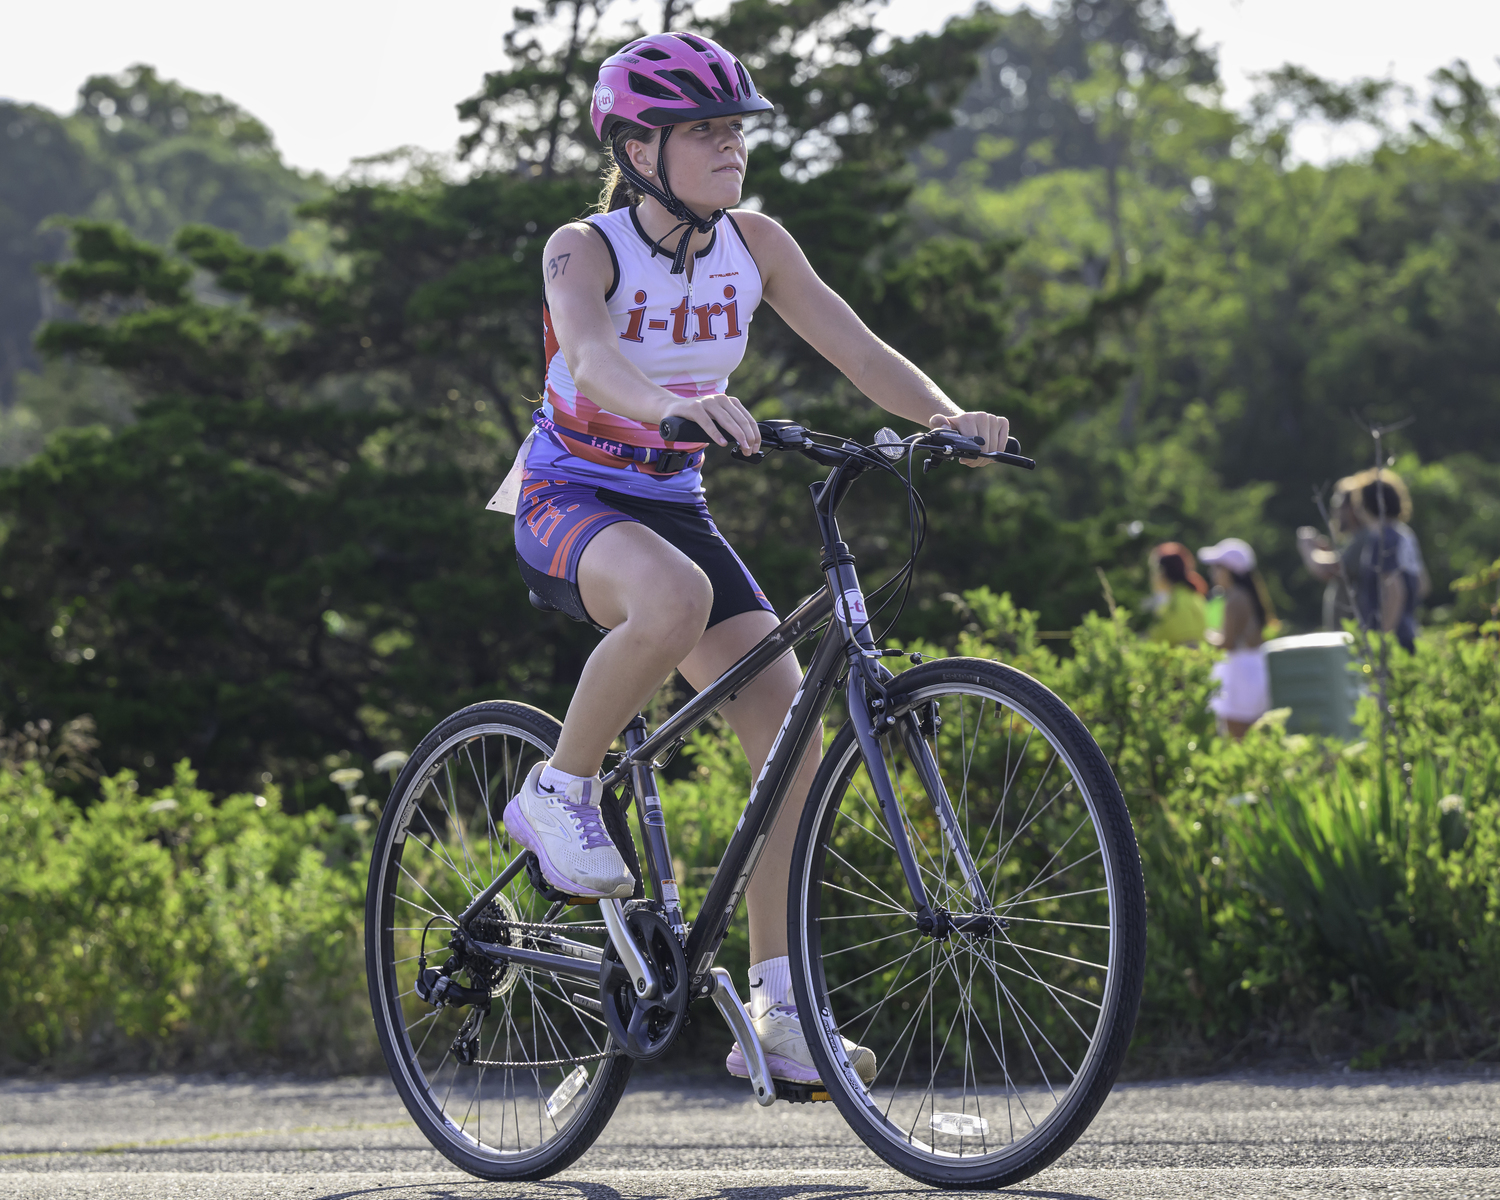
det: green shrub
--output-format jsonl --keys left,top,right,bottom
{"left": 1225, "top": 756, "right": 1500, "bottom": 1054}
{"left": 6, "top": 590, "right": 1497, "bottom": 1072}
{"left": 0, "top": 762, "right": 375, "bottom": 1071}
{"left": 931, "top": 590, "right": 1500, "bottom": 1066}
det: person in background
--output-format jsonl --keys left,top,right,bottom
{"left": 1296, "top": 482, "right": 1362, "bottom": 629}
{"left": 1199, "top": 538, "right": 1271, "bottom": 738}
{"left": 1145, "top": 542, "right": 1208, "bottom": 647}
{"left": 1298, "top": 469, "right": 1426, "bottom": 651}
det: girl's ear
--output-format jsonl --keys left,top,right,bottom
{"left": 626, "top": 137, "right": 656, "bottom": 176}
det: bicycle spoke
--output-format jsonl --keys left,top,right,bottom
{"left": 996, "top": 816, "right": 1096, "bottom": 910}
{"left": 370, "top": 716, "right": 628, "bottom": 1172}
{"left": 804, "top": 676, "right": 1135, "bottom": 1174}
{"left": 825, "top": 843, "right": 919, "bottom": 920}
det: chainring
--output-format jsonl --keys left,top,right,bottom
{"left": 599, "top": 907, "right": 688, "bottom": 1061}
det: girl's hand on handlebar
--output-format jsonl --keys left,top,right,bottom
{"left": 929, "top": 411, "right": 1011, "bottom": 468}
{"left": 662, "top": 393, "right": 762, "bottom": 456}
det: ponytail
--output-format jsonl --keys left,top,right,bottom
{"left": 1230, "top": 570, "right": 1277, "bottom": 633}
{"left": 595, "top": 121, "right": 658, "bottom": 214}
{"left": 597, "top": 165, "right": 635, "bottom": 212}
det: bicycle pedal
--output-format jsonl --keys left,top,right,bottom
{"left": 523, "top": 851, "right": 596, "bottom": 905}
{"left": 774, "top": 1081, "right": 832, "bottom": 1104}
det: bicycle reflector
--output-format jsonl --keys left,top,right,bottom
{"left": 874, "top": 427, "right": 904, "bottom": 460}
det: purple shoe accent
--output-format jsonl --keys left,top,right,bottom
{"left": 725, "top": 1044, "right": 822, "bottom": 1085}
{"left": 560, "top": 796, "right": 613, "bottom": 850}
{"left": 502, "top": 797, "right": 617, "bottom": 900}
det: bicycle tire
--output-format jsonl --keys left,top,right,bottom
{"left": 366, "top": 700, "right": 633, "bottom": 1180}
{"left": 788, "top": 658, "right": 1146, "bottom": 1189}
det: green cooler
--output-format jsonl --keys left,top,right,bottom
{"left": 1264, "top": 632, "right": 1359, "bottom": 740}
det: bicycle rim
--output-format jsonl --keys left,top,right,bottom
{"left": 366, "top": 705, "right": 629, "bottom": 1176}
{"left": 792, "top": 664, "right": 1143, "bottom": 1182}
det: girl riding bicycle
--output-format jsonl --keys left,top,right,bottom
{"left": 493, "top": 30, "right": 1009, "bottom": 1088}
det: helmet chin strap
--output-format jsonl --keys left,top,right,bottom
{"left": 617, "top": 125, "right": 724, "bottom": 274}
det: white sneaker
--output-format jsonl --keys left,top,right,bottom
{"left": 725, "top": 1003, "right": 877, "bottom": 1086}
{"left": 502, "top": 762, "right": 634, "bottom": 900}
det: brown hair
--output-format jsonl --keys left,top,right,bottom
{"left": 1151, "top": 542, "right": 1207, "bottom": 596}
{"left": 1335, "top": 468, "right": 1412, "bottom": 523}
{"left": 596, "top": 121, "right": 659, "bottom": 213}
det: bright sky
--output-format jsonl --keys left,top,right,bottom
{"left": 3, "top": 0, "right": 1497, "bottom": 177}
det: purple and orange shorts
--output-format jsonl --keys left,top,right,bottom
{"left": 514, "top": 477, "right": 772, "bottom": 628}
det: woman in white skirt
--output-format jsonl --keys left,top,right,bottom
{"left": 1200, "top": 538, "right": 1270, "bottom": 738}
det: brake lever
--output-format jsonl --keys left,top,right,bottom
{"left": 921, "top": 431, "right": 1036, "bottom": 471}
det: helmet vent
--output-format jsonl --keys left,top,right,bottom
{"left": 628, "top": 71, "right": 681, "bottom": 101}
{"left": 633, "top": 46, "right": 672, "bottom": 60}
{"left": 708, "top": 61, "right": 735, "bottom": 98}
{"left": 663, "top": 68, "right": 714, "bottom": 102}
{"left": 734, "top": 61, "right": 754, "bottom": 97}
{"left": 674, "top": 33, "right": 710, "bottom": 52}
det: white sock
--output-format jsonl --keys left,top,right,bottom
{"left": 538, "top": 762, "right": 597, "bottom": 799}
{"left": 748, "top": 956, "right": 791, "bottom": 1019}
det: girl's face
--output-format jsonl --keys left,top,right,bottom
{"left": 1212, "top": 565, "right": 1231, "bottom": 588}
{"left": 630, "top": 116, "right": 747, "bottom": 215}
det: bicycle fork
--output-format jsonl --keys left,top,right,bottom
{"left": 846, "top": 670, "right": 1000, "bottom": 936}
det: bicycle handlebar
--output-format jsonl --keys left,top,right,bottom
{"left": 657, "top": 416, "right": 1036, "bottom": 470}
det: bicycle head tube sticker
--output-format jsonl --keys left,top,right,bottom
{"left": 837, "top": 589, "right": 868, "bottom": 626}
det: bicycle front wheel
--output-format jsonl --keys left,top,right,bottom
{"left": 365, "top": 700, "right": 632, "bottom": 1181}
{"left": 788, "top": 658, "right": 1146, "bottom": 1189}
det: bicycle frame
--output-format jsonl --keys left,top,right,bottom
{"left": 462, "top": 442, "right": 989, "bottom": 1003}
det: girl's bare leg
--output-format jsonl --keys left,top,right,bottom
{"left": 549, "top": 521, "right": 713, "bottom": 777}
{"left": 679, "top": 609, "right": 820, "bottom": 965}
{"left": 549, "top": 525, "right": 812, "bottom": 963}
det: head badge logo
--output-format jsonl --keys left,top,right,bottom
{"left": 595, "top": 84, "right": 615, "bottom": 113}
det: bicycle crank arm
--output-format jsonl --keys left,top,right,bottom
{"left": 709, "top": 968, "right": 776, "bottom": 1107}
{"left": 602, "top": 899, "right": 659, "bottom": 999}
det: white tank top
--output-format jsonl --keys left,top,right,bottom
{"left": 530, "top": 205, "right": 764, "bottom": 500}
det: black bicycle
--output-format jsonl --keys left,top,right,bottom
{"left": 364, "top": 418, "right": 1147, "bottom": 1189}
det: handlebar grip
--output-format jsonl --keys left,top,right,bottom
{"left": 659, "top": 416, "right": 712, "bottom": 444}
{"left": 1006, "top": 436, "right": 1022, "bottom": 455}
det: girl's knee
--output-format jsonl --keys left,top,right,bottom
{"left": 633, "top": 564, "right": 712, "bottom": 643}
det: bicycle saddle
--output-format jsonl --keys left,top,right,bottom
{"left": 528, "top": 590, "right": 561, "bottom": 614}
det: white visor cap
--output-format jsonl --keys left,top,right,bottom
{"left": 1198, "top": 537, "right": 1256, "bottom": 574}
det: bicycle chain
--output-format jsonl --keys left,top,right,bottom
{"left": 458, "top": 916, "right": 617, "bottom": 1069}
{"left": 469, "top": 1049, "right": 622, "bottom": 1069}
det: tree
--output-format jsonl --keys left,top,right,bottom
{"left": 911, "top": 0, "right": 1500, "bottom": 622}
{"left": 0, "top": 66, "right": 321, "bottom": 413}
{"left": 1, "top": 0, "right": 1151, "bottom": 799}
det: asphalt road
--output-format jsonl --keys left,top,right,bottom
{"left": 2, "top": 1066, "right": 1497, "bottom": 1198}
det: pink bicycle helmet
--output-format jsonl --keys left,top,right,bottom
{"left": 590, "top": 32, "right": 773, "bottom": 272}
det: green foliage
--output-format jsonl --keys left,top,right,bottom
{"left": 915, "top": 1, "right": 1500, "bottom": 626}
{"left": 1, "top": 0, "right": 1144, "bottom": 794}
{"left": 888, "top": 591, "right": 1499, "bottom": 1065}
{"left": 4, "top": 0, "right": 1500, "bottom": 1071}
{"left": 5, "top": 597, "right": 1498, "bottom": 1070}
{"left": 0, "top": 65, "right": 321, "bottom": 408}
{"left": 0, "top": 762, "right": 373, "bottom": 1071}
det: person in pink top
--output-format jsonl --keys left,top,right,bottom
{"left": 490, "top": 31, "right": 1010, "bottom": 1087}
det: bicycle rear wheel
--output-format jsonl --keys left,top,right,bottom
{"left": 365, "top": 700, "right": 632, "bottom": 1181}
{"left": 788, "top": 658, "right": 1145, "bottom": 1189}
